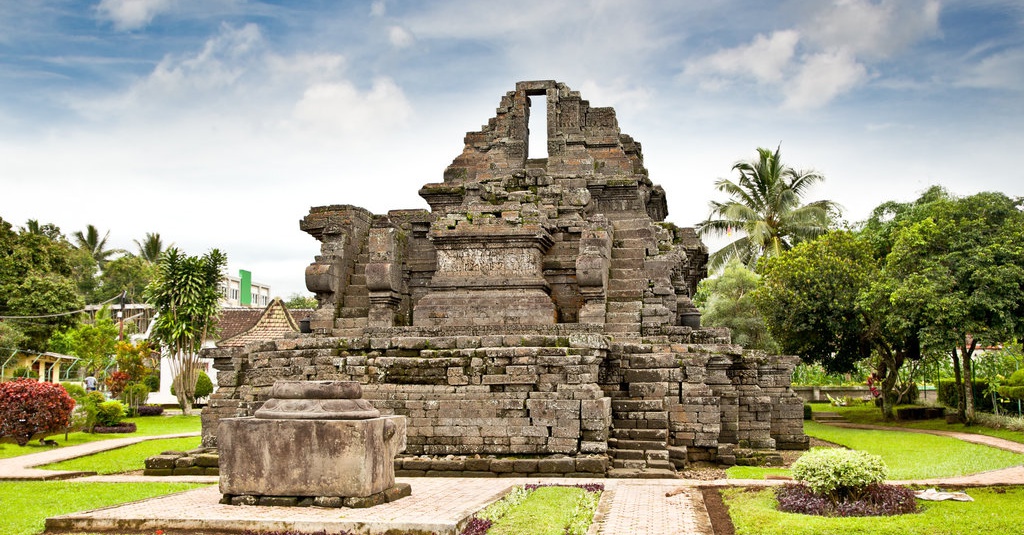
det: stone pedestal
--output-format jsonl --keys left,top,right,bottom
{"left": 218, "top": 381, "right": 407, "bottom": 505}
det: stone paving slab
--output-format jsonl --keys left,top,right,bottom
{"left": 592, "top": 480, "right": 713, "bottom": 535}
{"left": 46, "top": 477, "right": 513, "bottom": 535}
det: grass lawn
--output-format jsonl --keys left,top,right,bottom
{"left": 822, "top": 403, "right": 1024, "bottom": 445}
{"left": 39, "top": 436, "right": 202, "bottom": 474}
{"left": 724, "top": 486, "right": 1024, "bottom": 535}
{"left": 0, "top": 415, "right": 200, "bottom": 460}
{"left": 0, "top": 481, "right": 209, "bottom": 535}
{"left": 727, "top": 420, "right": 1024, "bottom": 480}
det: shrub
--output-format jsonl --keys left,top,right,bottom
{"left": 170, "top": 370, "right": 214, "bottom": 403}
{"left": 136, "top": 404, "right": 164, "bottom": 416}
{"left": 998, "top": 369, "right": 1024, "bottom": 401}
{"left": 791, "top": 448, "right": 887, "bottom": 502}
{"left": 776, "top": 482, "right": 918, "bottom": 517}
{"left": 143, "top": 374, "right": 160, "bottom": 393}
{"left": 95, "top": 400, "right": 126, "bottom": 427}
{"left": 803, "top": 404, "right": 813, "bottom": 420}
{"left": 61, "top": 382, "right": 87, "bottom": 401}
{"left": 937, "top": 379, "right": 1003, "bottom": 412}
{"left": 119, "top": 382, "right": 150, "bottom": 416}
{"left": 0, "top": 378, "right": 76, "bottom": 446}
{"left": 105, "top": 370, "right": 131, "bottom": 398}
{"left": 11, "top": 367, "right": 37, "bottom": 379}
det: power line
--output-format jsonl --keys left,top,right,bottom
{"left": 0, "top": 294, "right": 121, "bottom": 320}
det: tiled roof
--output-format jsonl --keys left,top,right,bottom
{"left": 216, "top": 299, "right": 301, "bottom": 348}
{"left": 215, "top": 308, "right": 264, "bottom": 341}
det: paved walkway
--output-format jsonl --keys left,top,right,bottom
{"left": 6, "top": 423, "right": 1024, "bottom": 534}
{"left": 0, "top": 432, "right": 201, "bottom": 480}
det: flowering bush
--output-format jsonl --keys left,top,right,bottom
{"left": 0, "top": 378, "right": 76, "bottom": 446}
{"left": 791, "top": 448, "right": 887, "bottom": 502}
{"left": 105, "top": 371, "right": 131, "bottom": 398}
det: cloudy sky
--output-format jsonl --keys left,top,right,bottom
{"left": 2, "top": 0, "right": 1022, "bottom": 299}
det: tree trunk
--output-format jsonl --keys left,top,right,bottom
{"left": 878, "top": 351, "right": 899, "bottom": 421}
{"left": 962, "top": 339, "right": 977, "bottom": 425}
{"left": 952, "top": 349, "right": 964, "bottom": 421}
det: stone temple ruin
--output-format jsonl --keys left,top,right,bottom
{"left": 203, "top": 80, "right": 808, "bottom": 477}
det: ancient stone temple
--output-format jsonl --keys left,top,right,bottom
{"left": 202, "top": 80, "right": 807, "bottom": 477}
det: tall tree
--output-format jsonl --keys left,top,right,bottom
{"left": 697, "top": 146, "right": 840, "bottom": 272}
{"left": 73, "top": 224, "right": 119, "bottom": 271}
{"left": 144, "top": 247, "right": 227, "bottom": 414}
{"left": 693, "top": 260, "right": 778, "bottom": 352}
{"left": 0, "top": 217, "right": 83, "bottom": 351}
{"left": 96, "top": 255, "right": 155, "bottom": 302}
{"left": 134, "top": 232, "right": 170, "bottom": 263}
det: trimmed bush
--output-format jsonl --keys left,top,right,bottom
{"left": 803, "top": 404, "right": 813, "bottom": 420}
{"left": 170, "top": 370, "right": 213, "bottom": 404}
{"left": 95, "top": 400, "right": 126, "bottom": 427}
{"left": 791, "top": 448, "right": 888, "bottom": 502}
{"left": 0, "top": 378, "right": 76, "bottom": 446}
{"left": 136, "top": 404, "right": 165, "bottom": 416}
{"left": 998, "top": 369, "right": 1024, "bottom": 401}
{"left": 937, "top": 379, "right": 1000, "bottom": 412}
{"left": 143, "top": 374, "right": 160, "bottom": 393}
{"left": 60, "top": 382, "right": 86, "bottom": 401}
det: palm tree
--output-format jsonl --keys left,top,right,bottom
{"left": 134, "top": 232, "right": 170, "bottom": 263}
{"left": 697, "top": 146, "right": 840, "bottom": 272}
{"left": 73, "top": 224, "right": 120, "bottom": 270}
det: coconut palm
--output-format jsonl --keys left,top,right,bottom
{"left": 73, "top": 224, "right": 121, "bottom": 270}
{"left": 697, "top": 146, "right": 840, "bottom": 272}
{"left": 134, "top": 232, "right": 171, "bottom": 263}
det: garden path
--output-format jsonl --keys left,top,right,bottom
{"left": 0, "top": 432, "right": 200, "bottom": 480}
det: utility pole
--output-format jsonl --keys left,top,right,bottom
{"left": 118, "top": 290, "right": 126, "bottom": 341}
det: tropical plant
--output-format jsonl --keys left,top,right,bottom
{"left": 693, "top": 259, "right": 778, "bottom": 352}
{"left": 0, "top": 379, "right": 76, "bottom": 446}
{"left": 47, "top": 309, "right": 118, "bottom": 376}
{"left": 697, "top": 146, "right": 840, "bottom": 272}
{"left": 72, "top": 224, "right": 120, "bottom": 271}
{"left": 133, "top": 232, "right": 170, "bottom": 263}
{"left": 144, "top": 247, "right": 227, "bottom": 415}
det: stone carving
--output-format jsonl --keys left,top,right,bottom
{"left": 202, "top": 80, "right": 807, "bottom": 478}
{"left": 218, "top": 381, "right": 409, "bottom": 507}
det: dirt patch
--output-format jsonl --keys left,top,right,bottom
{"left": 701, "top": 487, "right": 735, "bottom": 535}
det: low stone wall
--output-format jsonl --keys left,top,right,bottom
{"left": 143, "top": 447, "right": 219, "bottom": 476}
{"left": 394, "top": 454, "right": 608, "bottom": 477}
{"left": 793, "top": 386, "right": 872, "bottom": 403}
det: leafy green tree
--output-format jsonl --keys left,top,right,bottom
{"left": 284, "top": 293, "right": 318, "bottom": 309}
{"left": 22, "top": 219, "right": 63, "bottom": 240}
{"left": 48, "top": 309, "right": 119, "bottom": 375}
{"left": 96, "top": 254, "right": 154, "bottom": 302}
{"left": 144, "top": 247, "right": 227, "bottom": 415}
{"left": 0, "top": 218, "right": 83, "bottom": 351}
{"left": 697, "top": 146, "right": 840, "bottom": 272}
{"left": 860, "top": 188, "right": 1024, "bottom": 423}
{"left": 694, "top": 260, "right": 778, "bottom": 352}
{"left": 134, "top": 232, "right": 170, "bottom": 263}
{"left": 73, "top": 224, "right": 120, "bottom": 271}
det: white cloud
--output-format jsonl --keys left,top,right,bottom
{"left": 96, "top": 0, "right": 176, "bottom": 31}
{"left": 783, "top": 50, "right": 868, "bottom": 110}
{"left": 290, "top": 77, "right": 411, "bottom": 136}
{"left": 388, "top": 26, "right": 414, "bottom": 48}
{"left": 371, "top": 0, "right": 387, "bottom": 17}
{"left": 805, "top": 0, "right": 941, "bottom": 59}
{"left": 955, "top": 48, "right": 1024, "bottom": 90}
{"left": 683, "top": 30, "right": 799, "bottom": 87}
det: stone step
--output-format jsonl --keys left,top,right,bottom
{"left": 607, "top": 301, "right": 642, "bottom": 314}
{"left": 612, "top": 418, "right": 665, "bottom": 430}
{"left": 611, "top": 428, "right": 669, "bottom": 441}
{"left": 609, "top": 448, "right": 645, "bottom": 460}
{"left": 606, "top": 311, "right": 641, "bottom": 324}
{"left": 610, "top": 438, "right": 667, "bottom": 451}
{"left": 607, "top": 467, "right": 677, "bottom": 479}
{"left": 335, "top": 317, "right": 367, "bottom": 329}
{"left": 603, "top": 323, "right": 641, "bottom": 334}
{"left": 812, "top": 412, "right": 847, "bottom": 423}
{"left": 611, "top": 219, "right": 651, "bottom": 231}
{"left": 611, "top": 248, "right": 645, "bottom": 260}
{"left": 613, "top": 228, "right": 655, "bottom": 240}
{"left": 337, "top": 307, "right": 369, "bottom": 319}
{"left": 611, "top": 399, "right": 665, "bottom": 412}
{"left": 342, "top": 294, "right": 370, "bottom": 308}
{"left": 610, "top": 459, "right": 649, "bottom": 470}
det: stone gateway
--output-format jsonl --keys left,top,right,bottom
{"left": 202, "top": 80, "right": 808, "bottom": 478}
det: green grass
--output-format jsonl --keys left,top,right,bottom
{"left": 0, "top": 481, "right": 209, "bottom": 535}
{"left": 0, "top": 415, "right": 199, "bottom": 460}
{"left": 804, "top": 420, "right": 1024, "bottom": 479}
{"left": 487, "top": 486, "right": 595, "bottom": 535}
{"left": 724, "top": 486, "right": 1024, "bottom": 535}
{"left": 823, "top": 403, "right": 1024, "bottom": 444}
{"left": 39, "top": 436, "right": 201, "bottom": 474}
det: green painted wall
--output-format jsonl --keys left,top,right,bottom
{"left": 240, "top": 269, "right": 252, "bottom": 306}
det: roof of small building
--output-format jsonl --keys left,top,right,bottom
{"left": 216, "top": 299, "right": 302, "bottom": 348}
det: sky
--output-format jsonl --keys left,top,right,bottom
{"left": 1, "top": 0, "right": 1022, "bottom": 299}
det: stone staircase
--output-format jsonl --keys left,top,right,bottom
{"left": 334, "top": 242, "right": 370, "bottom": 337}
{"left": 607, "top": 346, "right": 679, "bottom": 478}
{"left": 603, "top": 217, "right": 652, "bottom": 337}
{"left": 812, "top": 411, "right": 847, "bottom": 424}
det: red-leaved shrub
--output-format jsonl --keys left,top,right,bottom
{"left": 0, "top": 379, "right": 76, "bottom": 446}
{"left": 105, "top": 371, "right": 131, "bottom": 398}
